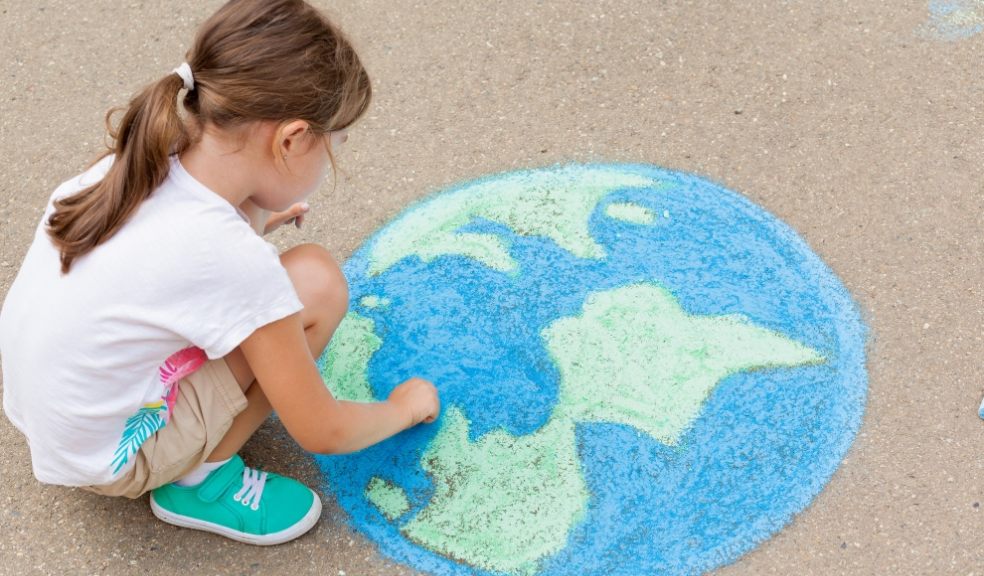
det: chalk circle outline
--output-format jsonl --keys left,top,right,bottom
{"left": 315, "top": 163, "right": 869, "bottom": 576}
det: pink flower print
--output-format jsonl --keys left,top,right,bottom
{"left": 158, "top": 346, "right": 207, "bottom": 420}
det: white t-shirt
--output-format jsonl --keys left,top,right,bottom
{"left": 0, "top": 155, "right": 304, "bottom": 487}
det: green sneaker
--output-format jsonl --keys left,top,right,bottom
{"left": 149, "top": 455, "right": 321, "bottom": 545}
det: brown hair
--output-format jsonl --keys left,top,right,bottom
{"left": 46, "top": 0, "right": 371, "bottom": 274}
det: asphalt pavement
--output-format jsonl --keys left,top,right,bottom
{"left": 1, "top": 1, "right": 982, "bottom": 574}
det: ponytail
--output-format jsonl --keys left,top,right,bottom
{"left": 46, "top": 73, "right": 190, "bottom": 274}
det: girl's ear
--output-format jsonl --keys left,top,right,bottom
{"left": 277, "top": 119, "right": 311, "bottom": 158}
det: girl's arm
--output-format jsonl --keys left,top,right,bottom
{"left": 238, "top": 198, "right": 309, "bottom": 236}
{"left": 238, "top": 311, "right": 440, "bottom": 454}
{"left": 237, "top": 199, "right": 269, "bottom": 235}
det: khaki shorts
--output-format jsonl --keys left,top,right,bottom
{"left": 83, "top": 358, "right": 248, "bottom": 499}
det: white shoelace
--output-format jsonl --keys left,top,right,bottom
{"left": 232, "top": 467, "right": 268, "bottom": 511}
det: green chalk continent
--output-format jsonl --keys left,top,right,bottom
{"left": 398, "top": 283, "right": 824, "bottom": 574}
{"left": 367, "top": 166, "right": 662, "bottom": 276}
{"left": 360, "top": 295, "right": 391, "bottom": 309}
{"left": 546, "top": 284, "right": 825, "bottom": 445}
{"left": 604, "top": 202, "right": 656, "bottom": 224}
{"left": 366, "top": 477, "right": 411, "bottom": 520}
{"left": 320, "top": 311, "right": 379, "bottom": 402}
{"left": 401, "top": 410, "right": 584, "bottom": 576}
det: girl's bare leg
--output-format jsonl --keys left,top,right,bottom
{"left": 206, "top": 243, "right": 349, "bottom": 462}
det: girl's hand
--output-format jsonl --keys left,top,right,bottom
{"left": 263, "top": 202, "right": 310, "bottom": 235}
{"left": 387, "top": 377, "right": 441, "bottom": 427}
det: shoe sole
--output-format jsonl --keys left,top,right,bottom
{"left": 149, "top": 489, "right": 323, "bottom": 546}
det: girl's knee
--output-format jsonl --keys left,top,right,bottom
{"left": 280, "top": 243, "right": 349, "bottom": 320}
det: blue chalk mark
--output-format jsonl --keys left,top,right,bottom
{"left": 924, "top": 0, "right": 984, "bottom": 40}
{"left": 314, "top": 164, "right": 869, "bottom": 576}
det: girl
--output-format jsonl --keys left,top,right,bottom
{"left": 0, "top": 0, "right": 439, "bottom": 546}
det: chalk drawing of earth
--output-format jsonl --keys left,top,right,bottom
{"left": 314, "top": 164, "right": 868, "bottom": 576}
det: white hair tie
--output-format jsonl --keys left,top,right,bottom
{"left": 172, "top": 63, "right": 195, "bottom": 91}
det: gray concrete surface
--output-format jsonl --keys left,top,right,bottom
{"left": 1, "top": 0, "right": 982, "bottom": 574}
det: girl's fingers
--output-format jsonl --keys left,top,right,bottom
{"left": 266, "top": 203, "right": 309, "bottom": 233}
{"left": 293, "top": 204, "right": 308, "bottom": 228}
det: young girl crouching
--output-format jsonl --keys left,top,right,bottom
{"left": 0, "top": 0, "right": 439, "bottom": 546}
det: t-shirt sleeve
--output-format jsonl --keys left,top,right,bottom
{"left": 173, "top": 220, "right": 305, "bottom": 360}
